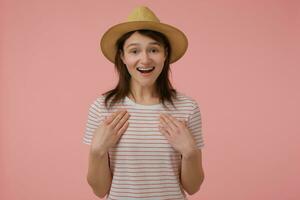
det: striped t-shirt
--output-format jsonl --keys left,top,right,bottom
{"left": 83, "top": 92, "right": 205, "bottom": 200}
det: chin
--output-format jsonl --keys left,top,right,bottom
{"left": 137, "top": 79, "right": 156, "bottom": 86}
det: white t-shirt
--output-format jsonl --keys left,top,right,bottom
{"left": 83, "top": 92, "right": 205, "bottom": 200}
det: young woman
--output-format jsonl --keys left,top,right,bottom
{"left": 83, "top": 6, "right": 205, "bottom": 200}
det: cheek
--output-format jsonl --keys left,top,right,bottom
{"left": 125, "top": 64, "right": 138, "bottom": 76}
{"left": 156, "top": 59, "right": 165, "bottom": 72}
{"left": 155, "top": 66, "right": 164, "bottom": 76}
{"left": 123, "top": 57, "right": 136, "bottom": 70}
{"left": 124, "top": 59, "right": 137, "bottom": 69}
{"left": 126, "top": 65, "right": 134, "bottom": 75}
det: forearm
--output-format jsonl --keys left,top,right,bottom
{"left": 87, "top": 150, "right": 112, "bottom": 198}
{"left": 180, "top": 148, "right": 204, "bottom": 195}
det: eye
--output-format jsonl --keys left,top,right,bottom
{"left": 129, "top": 49, "right": 139, "bottom": 54}
{"left": 150, "top": 48, "right": 159, "bottom": 53}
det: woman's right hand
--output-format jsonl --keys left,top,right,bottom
{"left": 90, "top": 109, "right": 130, "bottom": 157}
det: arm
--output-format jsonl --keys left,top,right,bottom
{"left": 86, "top": 149, "right": 112, "bottom": 198}
{"left": 85, "top": 106, "right": 129, "bottom": 199}
{"left": 180, "top": 148, "right": 205, "bottom": 195}
{"left": 159, "top": 113, "right": 205, "bottom": 195}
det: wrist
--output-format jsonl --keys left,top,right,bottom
{"left": 90, "top": 147, "right": 108, "bottom": 159}
{"left": 181, "top": 146, "right": 198, "bottom": 160}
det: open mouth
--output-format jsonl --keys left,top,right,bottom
{"left": 136, "top": 66, "right": 155, "bottom": 74}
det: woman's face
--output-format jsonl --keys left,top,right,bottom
{"left": 121, "top": 31, "right": 167, "bottom": 88}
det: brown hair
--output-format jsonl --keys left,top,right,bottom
{"left": 102, "top": 29, "right": 178, "bottom": 110}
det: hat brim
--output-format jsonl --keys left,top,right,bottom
{"left": 100, "top": 21, "right": 188, "bottom": 64}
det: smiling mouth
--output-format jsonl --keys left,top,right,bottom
{"left": 136, "top": 67, "right": 155, "bottom": 73}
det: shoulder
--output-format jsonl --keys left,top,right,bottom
{"left": 89, "top": 94, "right": 105, "bottom": 107}
{"left": 91, "top": 93, "right": 125, "bottom": 112}
{"left": 88, "top": 94, "right": 107, "bottom": 114}
{"left": 175, "top": 91, "right": 198, "bottom": 107}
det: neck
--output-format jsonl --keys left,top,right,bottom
{"left": 128, "top": 80, "right": 159, "bottom": 104}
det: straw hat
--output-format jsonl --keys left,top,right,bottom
{"left": 100, "top": 5, "right": 188, "bottom": 64}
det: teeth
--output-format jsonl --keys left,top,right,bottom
{"left": 137, "top": 66, "right": 155, "bottom": 71}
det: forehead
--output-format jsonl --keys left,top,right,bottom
{"left": 124, "top": 32, "right": 161, "bottom": 48}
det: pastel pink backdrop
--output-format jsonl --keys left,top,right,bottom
{"left": 1, "top": 0, "right": 299, "bottom": 199}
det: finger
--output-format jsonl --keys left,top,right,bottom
{"left": 179, "top": 120, "right": 187, "bottom": 127}
{"left": 160, "top": 117, "right": 174, "bottom": 135}
{"left": 110, "top": 109, "right": 127, "bottom": 128}
{"left": 159, "top": 116, "right": 167, "bottom": 128}
{"left": 159, "top": 125, "right": 171, "bottom": 139}
{"left": 114, "top": 112, "right": 130, "bottom": 131}
{"left": 178, "top": 119, "right": 186, "bottom": 127}
{"left": 184, "top": 120, "right": 188, "bottom": 126}
{"left": 104, "top": 110, "right": 122, "bottom": 125}
{"left": 160, "top": 114, "right": 177, "bottom": 132}
{"left": 116, "top": 121, "right": 129, "bottom": 137}
{"left": 164, "top": 114, "right": 182, "bottom": 128}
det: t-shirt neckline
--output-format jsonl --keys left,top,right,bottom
{"left": 125, "top": 96, "right": 163, "bottom": 109}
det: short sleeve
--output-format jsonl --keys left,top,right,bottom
{"left": 187, "top": 101, "right": 205, "bottom": 149}
{"left": 82, "top": 98, "right": 104, "bottom": 145}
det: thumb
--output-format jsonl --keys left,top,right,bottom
{"left": 103, "top": 116, "right": 112, "bottom": 125}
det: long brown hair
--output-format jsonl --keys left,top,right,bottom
{"left": 102, "top": 29, "right": 178, "bottom": 110}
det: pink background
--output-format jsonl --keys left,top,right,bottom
{"left": 1, "top": 0, "right": 299, "bottom": 199}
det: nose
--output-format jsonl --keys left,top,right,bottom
{"left": 140, "top": 51, "right": 151, "bottom": 64}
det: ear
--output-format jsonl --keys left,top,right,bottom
{"left": 120, "top": 50, "right": 125, "bottom": 63}
{"left": 164, "top": 47, "right": 168, "bottom": 58}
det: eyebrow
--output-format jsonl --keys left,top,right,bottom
{"left": 126, "top": 42, "right": 161, "bottom": 49}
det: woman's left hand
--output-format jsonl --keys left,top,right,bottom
{"left": 159, "top": 113, "right": 197, "bottom": 157}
